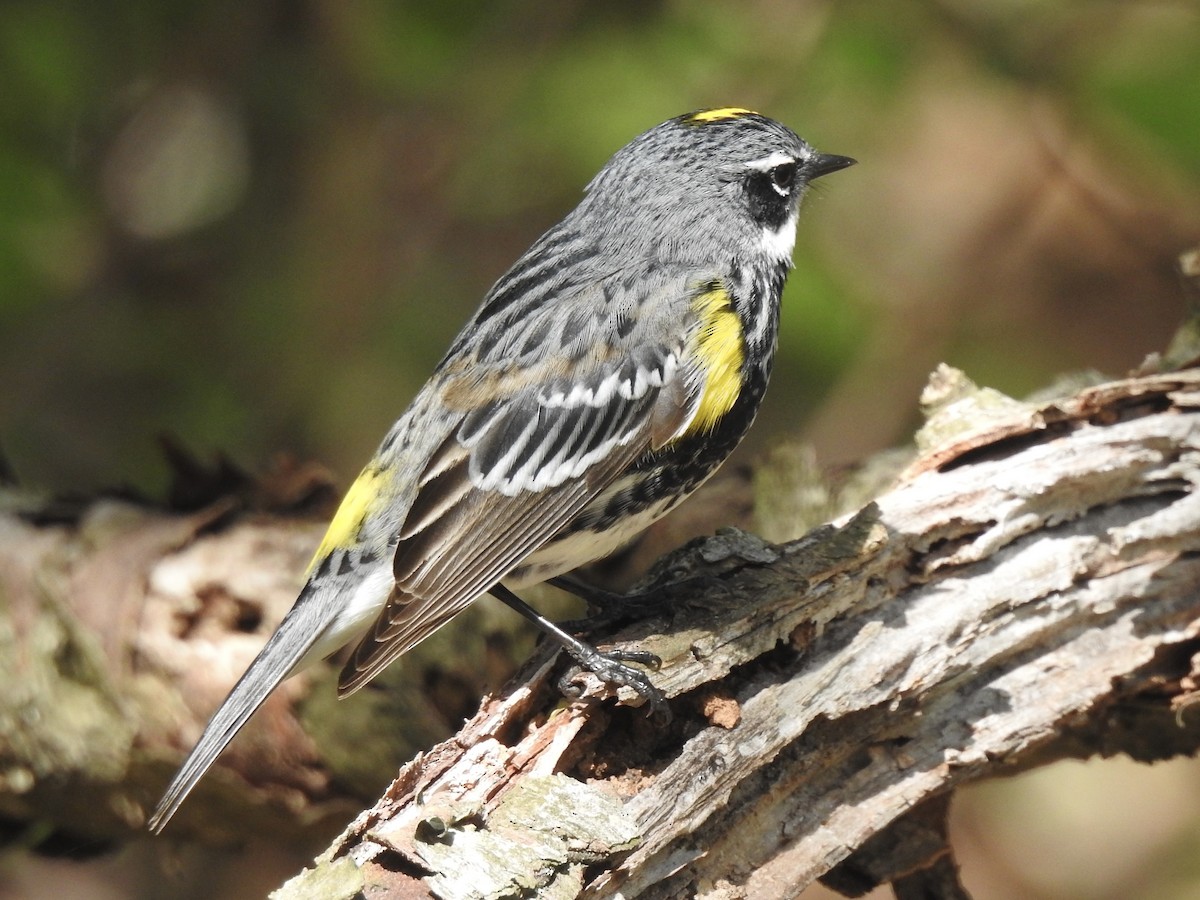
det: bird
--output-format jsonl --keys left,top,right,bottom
{"left": 148, "top": 107, "right": 854, "bottom": 831}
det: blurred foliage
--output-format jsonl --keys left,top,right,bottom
{"left": 1, "top": 0, "right": 1197, "bottom": 493}
{"left": 1, "top": 0, "right": 1199, "bottom": 897}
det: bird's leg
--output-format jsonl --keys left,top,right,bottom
{"left": 488, "top": 584, "right": 666, "bottom": 714}
{"left": 546, "top": 573, "right": 682, "bottom": 634}
{"left": 546, "top": 573, "right": 628, "bottom": 611}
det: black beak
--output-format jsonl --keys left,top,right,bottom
{"left": 807, "top": 153, "right": 857, "bottom": 180}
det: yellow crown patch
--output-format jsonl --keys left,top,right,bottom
{"left": 684, "top": 107, "right": 757, "bottom": 125}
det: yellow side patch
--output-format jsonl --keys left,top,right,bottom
{"left": 308, "top": 465, "right": 386, "bottom": 572}
{"left": 685, "top": 107, "right": 756, "bottom": 125}
{"left": 685, "top": 284, "right": 745, "bottom": 436}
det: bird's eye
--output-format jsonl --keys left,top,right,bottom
{"left": 769, "top": 161, "right": 797, "bottom": 193}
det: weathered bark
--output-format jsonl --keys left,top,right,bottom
{"left": 2, "top": 316, "right": 1199, "bottom": 897}
{"left": 0, "top": 456, "right": 531, "bottom": 848}
{"left": 272, "top": 355, "right": 1200, "bottom": 899}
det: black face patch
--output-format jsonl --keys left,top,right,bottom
{"left": 745, "top": 164, "right": 795, "bottom": 231}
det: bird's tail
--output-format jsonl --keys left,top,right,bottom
{"left": 147, "top": 586, "right": 334, "bottom": 832}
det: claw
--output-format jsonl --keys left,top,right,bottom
{"left": 489, "top": 583, "right": 670, "bottom": 718}
{"left": 603, "top": 648, "right": 662, "bottom": 671}
{"left": 559, "top": 649, "right": 669, "bottom": 718}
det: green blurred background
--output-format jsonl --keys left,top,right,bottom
{"left": 2, "top": 0, "right": 1199, "bottom": 897}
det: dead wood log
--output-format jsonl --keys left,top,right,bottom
{"left": 272, "top": 351, "right": 1200, "bottom": 899}
{"left": 3, "top": 312, "right": 1199, "bottom": 897}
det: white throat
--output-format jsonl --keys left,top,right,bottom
{"left": 761, "top": 209, "right": 798, "bottom": 265}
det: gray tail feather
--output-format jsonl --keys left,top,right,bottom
{"left": 147, "top": 587, "right": 331, "bottom": 833}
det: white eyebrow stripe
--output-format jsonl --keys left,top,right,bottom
{"left": 744, "top": 151, "right": 795, "bottom": 172}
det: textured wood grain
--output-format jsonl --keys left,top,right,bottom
{"left": 2, "top": 355, "right": 1197, "bottom": 897}
{"left": 279, "top": 364, "right": 1200, "bottom": 899}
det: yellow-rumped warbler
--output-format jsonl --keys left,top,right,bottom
{"left": 148, "top": 108, "right": 853, "bottom": 831}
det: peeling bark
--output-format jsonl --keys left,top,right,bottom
{"left": 3, "top": 343, "right": 1199, "bottom": 898}
{"left": 286, "top": 362, "right": 1200, "bottom": 899}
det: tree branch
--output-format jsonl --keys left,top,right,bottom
{"left": 273, "top": 359, "right": 1200, "bottom": 899}
{"left": 3, "top": 326, "right": 1199, "bottom": 898}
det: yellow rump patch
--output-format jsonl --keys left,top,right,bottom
{"left": 307, "top": 465, "right": 386, "bottom": 573}
{"left": 684, "top": 284, "right": 745, "bottom": 437}
{"left": 685, "top": 107, "right": 757, "bottom": 125}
